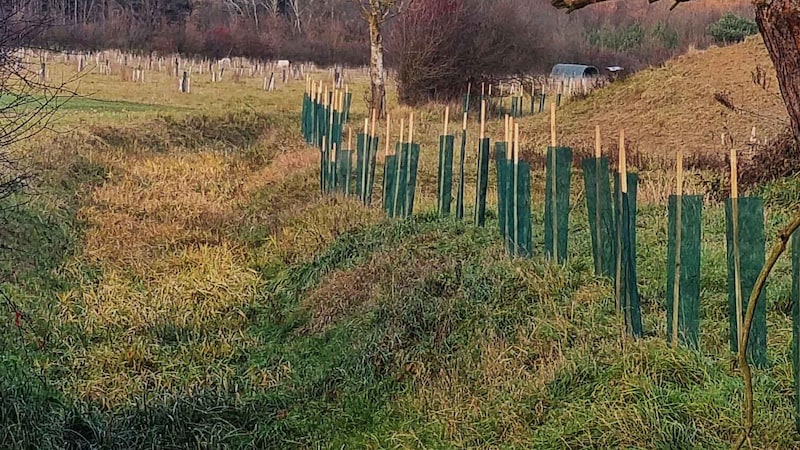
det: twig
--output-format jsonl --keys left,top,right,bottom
{"left": 732, "top": 212, "right": 800, "bottom": 450}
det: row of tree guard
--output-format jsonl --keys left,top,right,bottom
{"left": 465, "top": 82, "right": 562, "bottom": 119}
{"left": 299, "top": 81, "right": 799, "bottom": 371}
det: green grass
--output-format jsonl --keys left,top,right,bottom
{"left": 57, "top": 96, "right": 170, "bottom": 112}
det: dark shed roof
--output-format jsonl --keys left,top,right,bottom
{"left": 550, "top": 64, "right": 600, "bottom": 78}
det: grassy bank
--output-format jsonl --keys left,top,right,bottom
{"left": 1, "top": 56, "right": 799, "bottom": 449}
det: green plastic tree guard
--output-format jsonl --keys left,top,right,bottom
{"left": 792, "top": 228, "right": 800, "bottom": 433}
{"left": 319, "top": 147, "right": 325, "bottom": 194}
{"left": 301, "top": 94, "right": 308, "bottom": 141}
{"left": 315, "top": 103, "right": 323, "bottom": 148}
{"left": 355, "top": 133, "right": 367, "bottom": 200}
{"left": 329, "top": 156, "right": 337, "bottom": 192}
{"left": 366, "top": 136, "right": 379, "bottom": 206}
{"left": 516, "top": 161, "right": 533, "bottom": 257}
{"left": 544, "top": 146, "right": 572, "bottom": 263}
{"left": 474, "top": 137, "right": 490, "bottom": 226}
{"left": 613, "top": 173, "right": 642, "bottom": 337}
{"left": 342, "top": 92, "right": 352, "bottom": 124}
{"left": 506, "top": 160, "right": 516, "bottom": 256}
{"left": 494, "top": 142, "right": 508, "bottom": 237}
{"left": 666, "top": 195, "right": 702, "bottom": 349}
{"left": 336, "top": 150, "right": 352, "bottom": 195}
{"left": 582, "top": 156, "right": 614, "bottom": 277}
{"left": 383, "top": 154, "right": 397, "bottom": 215}
{"left": 613, "top": 173, "right": 636, "bottom": 299}
{"left": 539, "top": 94, "right": 546, "bottom": 113}
{"left": 332, "top": 111, "right": 342, "bottom": 148}
{"left": 620, "top": 186, "right": 643, "bottom": 338}
{"left": 310, "top": 99, "right": 316, "bottom": 145}
{"left": 393, "top": 143, "right": 409, "bottom": 219}
{"left": 405, "top": 143, "right": 421, "bottom": 218}
{"left": 725, "top": 197, "right": 767, "bottom": 368}
{"left": 456, "top": 130, "right": 467, "bottom": 220}
{"left": 438, "top": 135, "right": 455, "bottom": 216}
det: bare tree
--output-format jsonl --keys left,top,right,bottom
{"left": 0, "top": 2, "right": 73, "bottom": 206}
{"left": 354, "top": 0, "right": 409, "bottom": 118}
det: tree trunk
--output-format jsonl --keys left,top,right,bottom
{"left": 756, "top": 1, "right": 800, "bottom": 143}
{"left": 368, "top": 10, "right": 387, "bottom": 119}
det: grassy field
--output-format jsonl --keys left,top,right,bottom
{"left": 1, "top": 49, "right": 799, "bottom": 449}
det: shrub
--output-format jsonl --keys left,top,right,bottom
{"left": 587, "top": 24, "right": 645, "bottom": 52}
{"left": 388, "top": 0, "right": 539, "bottom": 105}
{"left": 707, "top": 12, "right": 758, "bottom": 44}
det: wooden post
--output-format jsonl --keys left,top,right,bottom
{"left": 550, "top": 100, "right": 558, "bottom": 262}
{"left": 385, "top": 114, "right": 391, "bottom": 157}
{"left": 594, "top": 125, "right": 603, "bottom": 274}
{"left": 672, "top": 149, "right": 684, "bottom": 348}
{"left": 443, "top": 106, "right": 449, "bottom": 136}
{"left": 615, "top": 129, "right": 626, "bottom": 311}
{"left": 595, "top": 125, "right": 601, "bottom": 159}
{"left": 504, "top": 115, "right": 510, "bottom": 145}
{"left": 731, "top": 146, "right": 743, "bottom": 345}
{"left": 408, "top": 112, "right": 414, "bottom": 144}
{"left": 550, "top": 100, "right": 557, "bottom": 148}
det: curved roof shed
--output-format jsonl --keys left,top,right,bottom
{"left": 550, "top": 64, "right": 600, "bottom": 79}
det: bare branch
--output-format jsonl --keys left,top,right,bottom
{"left": 551, "top": 0, "right": 692, "bottom": 12}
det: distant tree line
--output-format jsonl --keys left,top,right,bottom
{"left": 25, "top": 0, "right": 753, "bottom": 71}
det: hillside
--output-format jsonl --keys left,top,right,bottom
{"left": 521, "top": 36, "right": 787, "bottom": 161}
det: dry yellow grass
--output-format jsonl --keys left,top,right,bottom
{"left": 516, "top": 36, "right": 786, "bottom": 163}
{"left": 23, "top": 57, "right": 387, "bottom": 408}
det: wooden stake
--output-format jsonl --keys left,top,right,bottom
{"left": 443, "top": 106, "right": 450, "bottom": 136}
{"left": 595, "top": 125, "right": 601, "bottom": 158}
{"left": 550, "top": 101, "right": 557, "bottom": 148}
{"left": 408, "top": 112, "right": 415, "bottom": 144}
{"left": 730, "top": 147, "right": 739, "bottom": 199}
{"left": 385, "top": 114, "right": 391, "bottom": 157}
{"left": 614, "top": 129, "right": 629, "bottom": 319}
{"left": 593, "top": 125, "right": 603, "bottom": 276}
{"left": 676, "top": 149, "right": 684, "bottom": 197}
{"left": 620, "top": 129, "right": 628, "bottom": 193}
{"left": 514, "top": 123, "right": 520, "bottom": 164}
{"left": 348, "top": 127, "right": 353, "bottom": 151}
{"left": 672, "top": 148, "right": 684, "bottom": 348}
{"left": 480, "top": 99, "right": 486, "bottom": 139}
{"left": 731, "top": 145, "right": 743, "bottom": 346}
{"left": 463, "top": 83, "right": 471, "bottom": 130}
{"left": 399, "top": 118, "right": 405, "bottom": 146}
{"left": 363, "top": 118, "right": 369, "bottom": 137}
{"left": 504, "top": 115, "right": 510, "bottom": 144}
{"left": 507, "top": 117, "right": 513, "bottom": 161}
